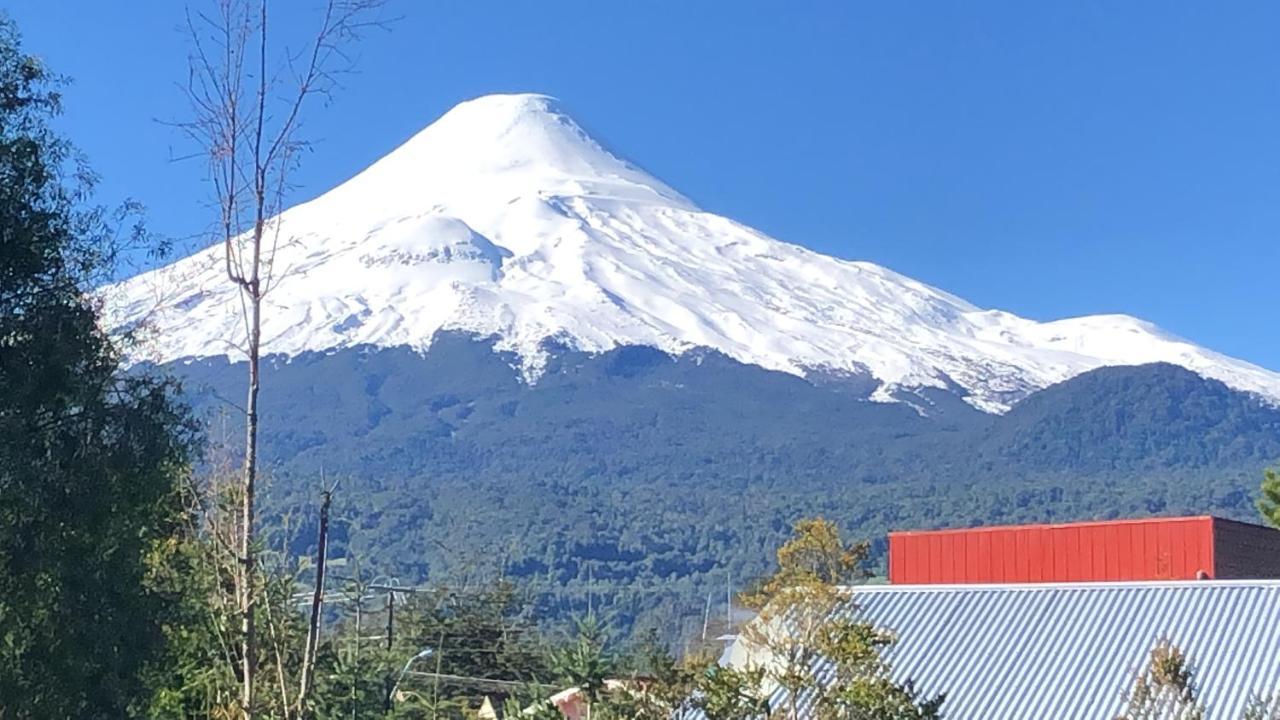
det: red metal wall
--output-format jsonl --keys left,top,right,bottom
{"left": 888, "top": 516, "right": 1217, "bottom": 584}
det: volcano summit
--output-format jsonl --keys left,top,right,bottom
{"left": 107, "top": 93, "right": 1280, "bottom": 413}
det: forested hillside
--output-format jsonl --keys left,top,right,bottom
{"left": 163, "top": 336, "right": 1280, "bottom": 636}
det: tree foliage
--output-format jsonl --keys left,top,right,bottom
{"left": 549, "top": 615, "right": 616, "bottom": 714}
{"left": 137, "top": 456, "right": 283, "bottom": 717}
{"left": 737, "top": 519, "right": 942, "bottom": 720}
{"left": 740, "top": 517, "right": 869, "bottom": 612}
{"left": 0, "top": 16, "right": 196, "bottom": 717}
{"left": 694, "top": 665, "right": 769, "bottom": 720}
{"left": 1256, "top": 468, "right": 1280, "bottom": 529}
{"left": 397, "top": 581, "right": 552, "bottom": 690}
{"left": 168, "top": 342, "right": 1280, "bottom": 638}
{"left": 1114, "top": 640, "right": 1205, "bottom": 720}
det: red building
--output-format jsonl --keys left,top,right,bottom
{"left": 888, "top": 515, "right": 1280, "bottom": 584}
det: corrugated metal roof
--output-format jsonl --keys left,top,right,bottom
{"left": 888, "top": 516, "right": 1221, "bottom": 584}
{"left": 715, "top": 580, "right": 1280, "bottom": 719}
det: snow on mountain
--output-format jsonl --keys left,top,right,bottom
{"left": 104, "top": 93, "right": 1280, "bottom": 413}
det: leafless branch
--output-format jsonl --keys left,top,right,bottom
{"left": 178, "top": 2, "right": 390, "bottom": 716}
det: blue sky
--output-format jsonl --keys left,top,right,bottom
{"left": 9, "top": 1, "right": 1280, "bottom": 369}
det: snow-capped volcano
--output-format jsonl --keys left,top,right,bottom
{"left": 106, "top": 93, "right": 1280, "bottom": 413}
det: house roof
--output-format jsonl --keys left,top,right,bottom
{"left": 723, "top": 580, "right": 1280, "bottom": 719}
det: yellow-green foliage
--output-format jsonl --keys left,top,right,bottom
{"left": 739, "top": 519, "right": 942, "bottom": 720}
{"left": 1115, "top": 640, "right": 1204, "bottom": 720}
{"left": 1257, "top": 468, "right": 1280, "bottom": 529}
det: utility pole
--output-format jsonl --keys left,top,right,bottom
{"left": 432, "top": 630, "right": 445, "bottom": 712}
{"left": 383, "top": 590, "right": 395, "bottom": 713}
{"left": 297, "top": 484, "right": 333, "bottom": 717}
{"left": 726, "top": 570, "right": 733, "bottom": 632}
{"left": 386, "top": 590, "right": 395, "bottom": 652}
{"left": 351, "top": 589, "right": 361, "bottom": 720}
{"left": 702, "top": 592, "right": 712, "bottom": 642}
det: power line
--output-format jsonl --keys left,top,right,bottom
{"left": 400, "top": 671, "right": 556, "bottom": 692}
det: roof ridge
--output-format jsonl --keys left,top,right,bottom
{"left": 842, "top": 578, "right": 1280, "bottom": 592}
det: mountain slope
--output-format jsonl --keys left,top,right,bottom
{"left": 159, "top": 341, "right": 1280, "bottom": 633}
{"left": 105, "top": 93, "right": 1280, "bottom": 412}
{"left": 978, "top": 363, "right": 1280, "bottom": 471}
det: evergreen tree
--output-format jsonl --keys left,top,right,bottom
{"left": 1257, "top": 468, "right": 1280, "bottom": 528}
{"left": 694, "top": 665, "right": 769, "bottom": 720}
{"left": 0, "top": 16, "right": 196, "bottom": 718}
{"left": 397, "top": 581, "right": 551, "bottom": 691}
{"left": 549, "top": 615, "right": 617, "bottom": 718}
{"left": 501, "top": 685, "right": 564, "bottom": 720}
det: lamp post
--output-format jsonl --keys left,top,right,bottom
{"left": 386, "top": 647, "right": 433, "bottom": 713}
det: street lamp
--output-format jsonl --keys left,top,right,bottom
{"left": 387, "top": 647, "right": 434, "bottom": 712}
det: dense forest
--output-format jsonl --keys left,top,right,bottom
{"left": 163, "top": 338, "right": 1280, "bottom": 638}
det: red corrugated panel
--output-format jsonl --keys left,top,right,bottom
{"left": 1053, "top": 527, "right": 1068, "bottom": 579}
{"left": 1156, "top": 522, "right": 1173, "bottom": 579}
{"left": 1015, "top": 530, "right": 1029, "bottom": 581}
{"left": 981, "top": 531, "right": 995, "bottom": 582}
{"left": 1117, "top": 524, "right": 1135, "bottom": 579}
{"left": 887, "top": 516, "right": 1218, "bottom": 584}
{"left": 1104, "top": 525, "right": 1120, "bottom": 580}
{"left": 1092, "top": 527, "right": 1105, "bottom": 577}
{"left": 966, "top": 532, "right": 980, "bottom": 580}
{"left": 991, "top": 531, "right": 1006, "bottom": 582}
{"left": 1066, "top": 527, "right": 1083, "bottom": 582}
{"left": 1027, "top": 529, "right": 1043, "bottom": 583}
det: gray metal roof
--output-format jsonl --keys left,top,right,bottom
{"left": 720, "top": 580, "right": 1280, "bottom": 719}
